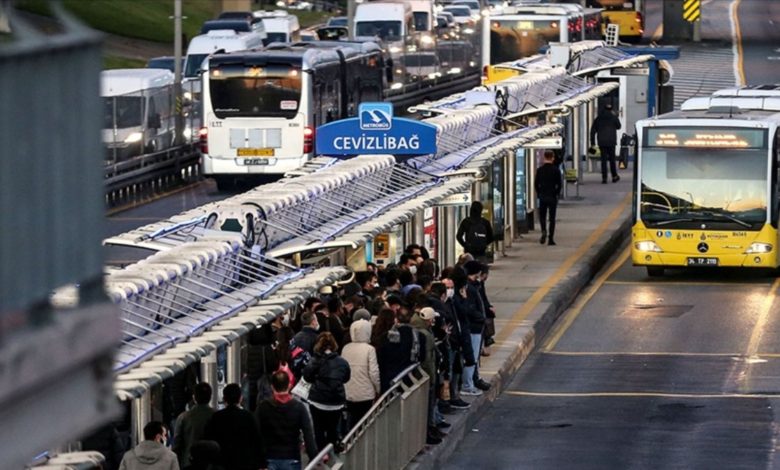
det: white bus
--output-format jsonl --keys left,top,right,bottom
{"left": 199, "top": 42, "right": 386, "bottom": 189}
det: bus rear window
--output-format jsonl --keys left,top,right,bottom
{"left": 489, "top": 19, "right": 563, "bottom": 64}
{"left": 209, "top": 63, "right": 302, "bottom": 119}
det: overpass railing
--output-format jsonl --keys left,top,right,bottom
{"left": 305, "top": 365, "right": 430, "bottom": 470}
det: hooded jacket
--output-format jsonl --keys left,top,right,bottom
{"left": 119, "top": 441, "right": 179, "bottom": 470}
{"left": 377, "top": 324, "right": 425, "bottom": 392}
{"left": 410, "top": 313, "right": 436, "bottom": 382}
{"left": 456, "top": 202, "right": 494, "bottom": 257}
{"left": 341, "top": 319, "right": 381, "bottom": 402}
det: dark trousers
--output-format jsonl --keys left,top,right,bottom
{"left": 538, "top": 198, "right": 558, "bottom": 240}
{"left": 310, "top": 406, "right": 342, "bottom": 450}
{"left": 599, "top": 145, "right": 618, "bottom": 180}
{"left": 346, "top": 400, "right": 373, "bottom": 429}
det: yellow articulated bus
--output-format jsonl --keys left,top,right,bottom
{"left": 586, "top": 0, "right": 644, "bottom": 42}
{"left": 632, "top": 86, "right": 780, "bottom": 276}
{"left": 481, "top": 3, "right": 602, "bottom": 84}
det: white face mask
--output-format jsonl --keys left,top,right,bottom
{"left": 409, "top": 265, "right": 417, "bottom": 275}
{"left": 446, "top": 288, "right": 455, "bottom": 299}
{"left": 282, "top": 313, "right": 290, "bottom": 327}
{"left": 373, "top": 282, "right": 380, "bottom": 288}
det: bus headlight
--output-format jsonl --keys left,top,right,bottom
{"left": 389, "top": 46, "right": 402, "bottom": 54}
{"left": 124, "top": 132, "right": 143, "bottom": 144}
{"left": 635, "top": 241, "right": 662, "bottom": 253}
{"left": 745, "top": 242, "right": 772, "bottom": 254}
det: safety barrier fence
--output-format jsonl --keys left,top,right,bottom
{"left": 305, "top": 365, "right": 430, "bottom": 470}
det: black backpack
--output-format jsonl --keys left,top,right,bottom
{"left": 465, "top": 219, "right": 488, "bottom": 251}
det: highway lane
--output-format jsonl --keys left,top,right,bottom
{"left": 735, "top": 0, "right": 780, "bottom": 85}
{"left": 443, "top": 245, "right": 780, "bottom": 469}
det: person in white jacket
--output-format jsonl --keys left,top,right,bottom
{"left": 341, "top": 319, "right": 381, "bottom": 429}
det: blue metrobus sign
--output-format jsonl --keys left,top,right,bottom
{"left": 316, "top": 102, "right": 438, "bottom": 156}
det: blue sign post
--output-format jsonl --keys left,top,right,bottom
{"left": 316, "top": 102, "right": 438, "bottom": 156}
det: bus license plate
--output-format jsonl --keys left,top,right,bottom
{"left": 237, "top": 148, "right": 274, "bottom": 157}
{"left": 240, "top": 158, "right": 269, "bottom": 165}
{"left": 687, "top": 257, "right": 719, "bottom": 267}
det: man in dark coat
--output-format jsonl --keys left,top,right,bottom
{"left": 173, "top": 383, "right": 214, "bottom": 468}
{"left": 590, "top": 103, "right": 622, "bottom": 184}
{"left": 376, "top": 309, "right": 426, "bottom": 392}
{"left": 203, "top": 383, "right": 264, "bottom": 470}
{"left": 534, "top": 150, "right": 562, "bottom": 246}
{"left": 456, "top": 201, "right": 494, "bottom": 262}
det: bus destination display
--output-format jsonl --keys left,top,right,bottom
{"left": 646, "top": 127, "right": 766, "bottom": 149}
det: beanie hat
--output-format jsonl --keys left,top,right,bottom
{"left": 463, "top": 260, "right": 483, "bottom": 276}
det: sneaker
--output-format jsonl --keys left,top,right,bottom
{"left": 449, "top": 398, "right": 471, "bottom": 409}
{"left": 601, "top": 179, "right": 607, "bottom": 184}
{"left": 437, "top": 420, "right": 452, "bottom": 429}
{"left": 461, "top": 387, "right": 483, "bottom": 396}
{"left": 475, "top": 379, "right": 491, "bottom": 391}
{"left": 426, "top": 433, "right": 442, "bottom": 445}
{"left": 438, "top": 402, "right": 455, "bottom": 415}
{"left": 612, "top": 175, "right": 620, "bottom": 183}
{"left": 539, "top": 233, "right": 547, "bottom": 244}
{"left": 428, "top": 427, "right": 446, "bottom": 439}
{"left": 548, "top": 239, "right": 556, "bottom": 246}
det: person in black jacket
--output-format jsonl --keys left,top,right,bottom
{"left": 376, "top": 308, "right": 426, "bottom": 392}
{"left": 203, "top": 383, "right": 263, "bottom": 470}
{"left": 303, "top": 332, "right": 351, "bottom": 451}
{"left": 255, "top": 371, "right": 318, "bottom": 469}
{"left": 590, "top": 103, "right": 622, "bottom": 184}
{"left": 456, "top": 201, "right": 494, "bottom": 262}
{"left": 535, "top": 150, "right": 562, "bottom": 246}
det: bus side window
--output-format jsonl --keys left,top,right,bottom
{"left": 774, "top": 130, "right": 780, "bottom": 226}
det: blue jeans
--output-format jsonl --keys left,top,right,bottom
{"left": 268, "top": 459, "right": 301, "bottom": 470}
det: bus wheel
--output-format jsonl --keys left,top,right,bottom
{"left": 646, "top": 267, "right": 664, "bottom": 277}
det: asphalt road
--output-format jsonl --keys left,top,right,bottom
{"left": 735, "top": 0, "right": 780, "bottom": 85}
{"left": 442, "top": 244, "right": 780, "bottom": 469}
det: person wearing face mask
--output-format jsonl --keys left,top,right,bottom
{"left": 120, "top": 421, "right": 179, "bottom": 470}
{"left": 443, "top": 275, "right": 472, "bottom": 409}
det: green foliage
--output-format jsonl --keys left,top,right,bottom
{"left": 17, "top": 0, "right": 218, "bottom": 43}
{"left": 104, "top": 55, "right": 146, "bottom": 70}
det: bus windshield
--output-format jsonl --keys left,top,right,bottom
{"left": 104, "top": 96, "right": 143, "bottom": 128}
{"left": 209, "top": 63, "right": 302, "bottom": 119}
{"left": 489, "top": 18, "right": 563, "bottom": 64}
{"left": 356, "top": 21, "right": 403, "bottom": 41}
{"left": 184, "top": 53, "right": 208, "bottom": 78}
{"left": 640, "top": 147, "right": 768, "bottom": 227}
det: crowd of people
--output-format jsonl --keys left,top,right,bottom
{"left": 118, "top": 226, "right": 498, "bottom": 470}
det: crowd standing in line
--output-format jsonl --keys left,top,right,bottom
{"left": 114, "top": 241, "right": 498, "bottom": 469}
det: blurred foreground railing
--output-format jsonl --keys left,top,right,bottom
{"left": 305, "top": 365, "right": 430, "bottom": 470}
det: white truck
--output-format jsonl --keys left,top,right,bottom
{"left": 408, "top": 0, "right": 436, "bottom": 49}
{"left": 102, "top": 69, "right": 176, "bottom": 161}
{"left": 182, "top": 29, "right": 267, "bottom": 101}
{"left": 254, "top": 10, "right": 301, "bottom": 43}
{"left": 354, "top": 2, "right": 414, "bottom": 83}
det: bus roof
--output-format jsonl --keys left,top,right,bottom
{"left": 209, "top": 43, "right": 371, "bottom": 70}
{"left": 186, "top": 30, "right": 266, "bottom": 55}
{"left": 100, "top": 68, "right": 174, "bottom": 96}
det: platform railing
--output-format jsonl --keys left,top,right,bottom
{"left": 305, "top": 364, "right": 430, "bottom": 470}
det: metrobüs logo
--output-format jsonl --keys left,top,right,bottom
{"left": 359, "top": 103, "right": 392, "bottom": 130}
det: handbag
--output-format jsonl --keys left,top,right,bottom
{"left": 291, "top": 378, "right": 312, "bottom": 401}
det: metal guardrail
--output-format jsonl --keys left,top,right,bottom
{"left": 386, "top": 69, "right": 482, "bottom": 111}
{"left": 305, "top": 364, "right": 430, "bottom": 470}
{"left": 104, "top": 143, "right": 200, "bottom": 206}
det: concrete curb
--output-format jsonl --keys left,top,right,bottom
{"left": 408, "top": 212, "right": 632, "bottom": 469}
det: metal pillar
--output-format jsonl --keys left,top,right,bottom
{"left": 201, "top": 351, "right": 219, "bottom": 409}
{"left": 173, "top": 0, "right": 184, "bottom": 145}
{"left": 226, "top": 339, "right": 242, "bottom": 386}
{"left": 131, "top": 391, "right": 151, "bottom": 446}
{"left": 505, "top": 151, "right": 515, "bottom": 248}
{"left": 445, "top": 206, "right": 457, "bottom": 265}
{"left": 413, "top": 211, "right": 424, "bottom": 247}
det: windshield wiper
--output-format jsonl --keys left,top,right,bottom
{"left": 680, "top": 209, "right": 752, "bottom": 228}
{"left": 654, "top": 218, "right": 694, "bottom": 226}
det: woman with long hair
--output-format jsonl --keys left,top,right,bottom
{"left": 302, "top": 332, "right": 351, "bottom": 450}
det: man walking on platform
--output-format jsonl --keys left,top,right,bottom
{"left": 535, "top": 150, "right": 562, "bottom": 246}
{"left": 119, "top": 421, "right": 179, "bottom": 470}
{"left": 590, "top": 103, "right": 622, "bottom": 184}
{"left": 172, "top": 383, "right": 213, "bottom": 468}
